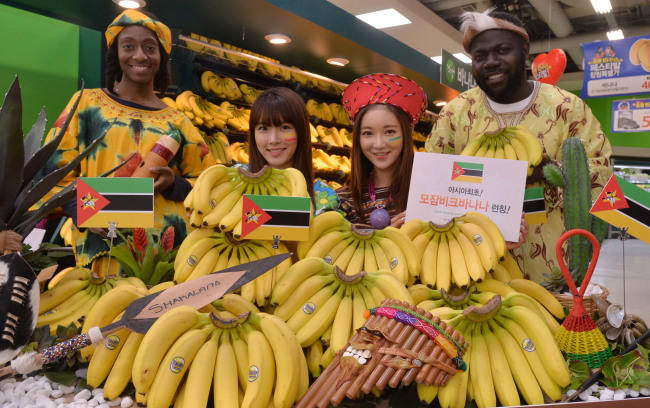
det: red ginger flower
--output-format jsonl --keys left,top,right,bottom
{"left": 161, "top": 226, "right": 175, "bottom": 251}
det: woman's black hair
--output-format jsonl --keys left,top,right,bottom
{"left": 105, "top": 10, "right": 171, "bottom": 96}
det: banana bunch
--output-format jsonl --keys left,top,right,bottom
{"left": 221, "top": 42, "right": 258, "bottom": 71}
{"left": 309, "top": 123, "right": 319, "bottom": 143}
{"left": 315, "top": 125, "right": 352, "bottom": 148}
{"left": 271, "top": 257, "right": 413, "bottom": 352}
{"left": 297, "top": 211, "right": 420, "bottom": 285}
{"left": 131, "top": 304, "right": 308, "bottom": 408}
{"left": 328, "top": 102, "right": 351, "bottom": 126}
{"left": 82, "top": 281, "right": 173, "bottom": 395}
{"left": 239, "top": 83, "right": 263, "bottom": 104}
{"left": 312, "top": 148, "right": 350, "bottom": 172}
{"left": 37, "top": 268, "right": 145, "bottom": 335}
{"left": 200, "top": 71, "right": 243, "bottom": 101}
{"left": 175, "top": 89, "right": 234, "bottom": 129}
{"left": 184, "top": 164, "right": 310, "bottom": 237}
{"left": 400, "top": 212, "right": 507, "bottom": 291}
{"left": 220, "top": 101, "right": 251, "bottom": 132}
{"left": 228, "top": 142, "right": 250, "bottom": 164}
{"left": 409, "top": 275, "right": 564, "bottom": 334}
{"left": 306, "top": 99, "right": 334, "bottom": 122}
{"left": 413, "top": 130, "right": 427, "bottom": 142}
{"left": 460, "top": 126, "right": 544, "bottom": 176}
{"left": 201, "top": 131, "right": 231, "bottom": 164}
{"left": 417, "top": 295, "right": 570, "bottom": 408}
{"left": 173, "top": 228, "right": 291, "bottom": 306}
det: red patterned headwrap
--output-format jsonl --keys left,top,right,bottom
{"left": 342, "top": 73, "right": 428, "bottom": 124}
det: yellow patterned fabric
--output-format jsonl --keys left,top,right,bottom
{"left": 105, "top": 9, "right": 172, "bottom": 54}
{"left": 425, "top": 82, "right": 612, "bottom": 282}
{"left": 36, "top": 88, "right": 215, "bottom": 268}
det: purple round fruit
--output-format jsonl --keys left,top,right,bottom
{"left": 369, "top": 208, "right": 391, "bottom": 229}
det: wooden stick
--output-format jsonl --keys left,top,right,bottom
{"left": 294, "top": 352, "right": 341, "bottom": 408}
{"left": 313, "top": 365, "right": 343, "bottom": 408}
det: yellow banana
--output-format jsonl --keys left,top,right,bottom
{"left": 213, "top": 330, "right": 239, "bottom": 408}
{"left": 102, "top": 332, "right": 144, "bottom": 401}
{"left": 482, "top": 323, "right": 520, "bottom": 407}
{"left": 469, "top": 323, "right": 496, "bottom": 408}
{"left": 451, "top": 226, "right": 486, "bottom": 282}
{"left": 294, "top": 285, "right": 344, "bottom": 347}
{"left": 447, "top": 231, "right": 471, "bottom": 288}
{"left": 459, "top": 212, "right": 506, "bottom": 261}
{"left": 146, "top": 324, "right": 214, "bottom": 408}
{"left": 330, "top": 287, "right": 353, "bottom": 352}
{"left": 39, "top": 278, "right": 90, "bottom": 314}
{"left": 87, "top": 327, "right": 131, "bottom": 388}
{"left": 457, "top": 220, "right": 497, "bottom": 273}
{"left": 508, "top": 278, "right": 565, "bottom": 319}
{"left": 435, "top": 232, "right": 451, "bottom": 291}
{"left": 240, "top": 325, "right": 276, "bottom": 408}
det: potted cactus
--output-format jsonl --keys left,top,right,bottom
{"left": 542, "top": 137, "right": 610, "bottom": 292}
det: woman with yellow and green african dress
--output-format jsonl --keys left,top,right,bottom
{"left": 36, "top": 10, "right": 215, "bottom": 275}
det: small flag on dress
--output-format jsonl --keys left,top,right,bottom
{"left": 523, "top": 187, "right": 547, "bottom": 224}
{"left": 77, "top": 177, "right": 154, "bottom": 228}
{"left": 240, "top": 195, "right": 311, "bottom": 241}
{"left": 451, "top": 161, "right": 483, "bottom": 184}
{"left": 590, "top": 175, "right": 650, "bottom": 244}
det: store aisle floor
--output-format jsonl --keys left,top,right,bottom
{"left": 591, "top": 238, "right": 649, "bottom": 324}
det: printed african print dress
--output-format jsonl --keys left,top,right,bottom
{"left": 35, "top": 88, "right": 215, "bottom": 269}
{"left": 426, "top": 82, "right": 612, "bottom": 282}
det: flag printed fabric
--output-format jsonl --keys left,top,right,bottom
{"left": 590, "top": 175, "right": 650, "bottom": 244}
{"left": 523, "top": 187, "right": 547, "bottom": 224}
{"left": 451, "top": 161, "right": 483, "bottom": 184}
{"left": 241, "top": 195, "right": 311, "bottom": 241}
{"left": 77, "top": 178, "right": 154, "bottom": 228}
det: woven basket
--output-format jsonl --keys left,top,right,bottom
{"left": 552, "top": 283, "right": 610, "bottom": 319}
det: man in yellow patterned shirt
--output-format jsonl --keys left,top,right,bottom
{"left": 426, "top": 9, "right": 612, "bottom": 282}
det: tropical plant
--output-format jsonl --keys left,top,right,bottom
{"left": 0, "top": 77, "right": 121, "bottom": 245}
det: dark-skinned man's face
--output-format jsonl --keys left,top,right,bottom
{"left": 470, "top": 30, "right": 530, "bottom": 103}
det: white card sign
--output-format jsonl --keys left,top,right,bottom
{"left": 406, "top": 152, "right": 528, "bottom": 242}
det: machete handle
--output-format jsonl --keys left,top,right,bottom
{"left": 41, "top": 332, "right": 94, "bottom": 364}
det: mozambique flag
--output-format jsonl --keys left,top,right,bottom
{"left": 77, "top": 177, "right": 154, "bottom": 228}
{"left": 240, "top": 195, "right": 311, "bottom": 241}
{"left": 523, "top": 187, "right": 547, "bottom": 224}
{"left": 451, "top": 161, "right": 483, "bottom": 184}
{"left": 590, "top": 175, "right": 650, "bottom": 244}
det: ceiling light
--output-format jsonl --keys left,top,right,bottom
{"left": 590, "top": 0, "right": 612, "bottom": 14}
{"left": 113, "top": 0, "right": 146, "bottom": 8}
{"left": 264, "top": 34, "right": 291, "bottom": 45}
{"left": 453, "top": 53, "right": 472, "bottom": 63}
{"left": 356, "top": 9, "right": 411, "bottom": 29}
{"left": 431, "top": 56, "right": 442, "bottom": 64}
{"left": 607, "top": 29, "right": 624, "bottom": 41}
{"left": 434, "top": 101, "right": 447, "bottom": 107}
{"left": 327, "top": 58, "right": 349, "bottom": 67}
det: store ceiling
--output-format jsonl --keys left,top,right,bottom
{"left": 328, "top": 0, "right": 650, "bottom": 91}
{"left": 0, "top": 0, "right": 458, "bottom": 106}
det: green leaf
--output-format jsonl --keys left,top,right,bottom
{"left": 106, "top": 244, "right": 142, "bottom": 279}
{"left": 565, "top": 360, "right": 591, "bottom": 391}
{"left": 148, "top": 262, "right": 174, "bottom": 286}
{"left": 0, "top": 77, "right": 25, "bottom": 221}
{"left": 140, "top": 246, "right": 156, "bottom": 283}
{"left": 44, "top": 370, "right": 78, "bottom": 386}
{"left": 23, "top": 107, "right": 47, "bottom": 164}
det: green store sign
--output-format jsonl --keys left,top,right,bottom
{"left": 440, "top": 49, "right": 477, "bottom": 93}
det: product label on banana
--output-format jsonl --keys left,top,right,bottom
{"left": 187, "top": 255, "right": 199, "bottom": 267}
{"left": 303, "top": 302, "right": 316, "bottom": 315}
{"left": 105, "top": 335, "right": 120, "bottom": 350}
{"left": 248, "top": 365, "right": 260, "bottom": 382}
{"left": 471, "top": 234, "right": 483, "bottom": 246}
{"left": 323, "top": 256, "right": 332, "bottom": 265}
{"left": 390, "top": 257, "right": 398, "bottom": 269}
{"left": 170, "top": 357, "right": 185, "bottom": 373}
{"left": 521, "top": 339, "right": 535, "bottom": 352}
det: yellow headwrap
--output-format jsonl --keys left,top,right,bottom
{"left": 105, "top": 10, "right": 172, "bottom": 54}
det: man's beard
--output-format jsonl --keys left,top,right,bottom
{"left": 475, "top": 52, "right": 528, "bottom": 102}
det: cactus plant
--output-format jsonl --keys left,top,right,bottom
{"left": 542, "top": 137, "right": 609, "bottom": 291}
{"left": 0, "top": 77, "right": 121, "bottom": 244}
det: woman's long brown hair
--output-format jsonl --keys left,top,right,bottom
{"left": 248, "top": 87, "right": 314, "bottom": 200}
{"left": 348, "top": 104, "right": 414, "bottom": 216}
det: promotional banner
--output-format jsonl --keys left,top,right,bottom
{"left": 611, "top": 98, "right": 650, "bottom": 133}
{"left": 406, "top": 153, "right": 528, "bottom": 242}
{"left": 590, "top": 175, "right": 650, "bottom": 244}
{"left": 77, "top": 177, "right": 154, "bottom": 228}
{"left": 440, "top": 49, "right": 477, "bottom": 93}
{"left": 581, "top": 34, "right": 650, "bottom": 98}
{"left": 240, "top": 195, "right": 311, "bottom": 241}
